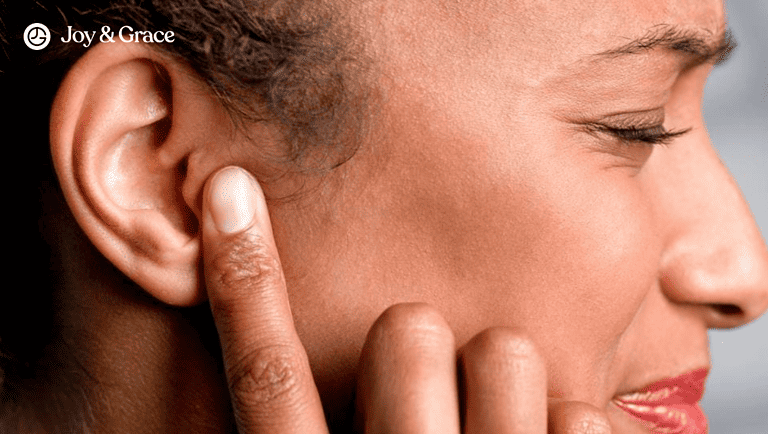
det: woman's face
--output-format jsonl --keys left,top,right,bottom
{"left": 262, "top": 0, "right": 768, "bottom": 429}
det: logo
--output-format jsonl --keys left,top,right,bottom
{"left": 24, "top": 23, "right": 51, "bottom": 50}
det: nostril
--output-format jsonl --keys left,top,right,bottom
{"left": 712, "top": 304, "right": 743, "bottom": 316}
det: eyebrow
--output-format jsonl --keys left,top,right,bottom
{"left": 594, "top": 24, "right": 737, "bottom": 67}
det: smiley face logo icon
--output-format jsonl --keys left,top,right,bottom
{"left": 24, "top": 23, "right": 51, "bottom": 50}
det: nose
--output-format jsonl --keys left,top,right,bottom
{"left": 653, "top": 130, "right": 768, "bottom": 329}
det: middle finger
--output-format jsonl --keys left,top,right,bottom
{"left": 355, "top": 303, "right": 461, "bottom": 434}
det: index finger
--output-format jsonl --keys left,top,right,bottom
{"left": 202, "top": 166, "right": 328, "bottom": 434}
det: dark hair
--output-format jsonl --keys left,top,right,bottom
{"left": 3, "top": 0, "right": 371, "bottom": 166}
{"left": 1, "top": 0, "right": 371, "bottom": 431}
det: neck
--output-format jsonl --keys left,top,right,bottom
{"left": 47, "top": 210, "right": 235, "bottom": 433}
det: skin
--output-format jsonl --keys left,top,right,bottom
{"left": 43, "top": 0, "right": 768, "bottom": 432}
{"left": 272, "top": 0, "right": 768, "bottom": 427}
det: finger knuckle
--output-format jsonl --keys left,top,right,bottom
{"left": 212, "top": 233, "right": 283, "bottom": 300}
{"left": 228, "top": 344, "right": 306, "bottom": 410}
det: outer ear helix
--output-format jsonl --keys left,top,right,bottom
{"left": 50, "top": 42, "right": 206, "bottom": 306}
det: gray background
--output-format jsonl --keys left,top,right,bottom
{"left": 700, "top": 1, "right": 768, "bottom": 433}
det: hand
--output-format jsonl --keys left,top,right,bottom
{"left": 201, "top": 165, "right": 613, "bottom": 433}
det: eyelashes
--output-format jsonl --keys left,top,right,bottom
{"left": 587, "top": 123, "right": 692, "bottom": 146}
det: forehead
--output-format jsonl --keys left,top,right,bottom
{"left": 436, "top": 0, "right": 724, "bottom": 43}
{"left": 359, "top": 0, "right": 725, "bottom": 75}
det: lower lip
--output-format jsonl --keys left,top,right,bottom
{"left": 613, "top": 368, "right": 709, "bottom": 434}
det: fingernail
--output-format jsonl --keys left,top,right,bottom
{"left": 208, "top": 166, "right": 259, "bottom": 234}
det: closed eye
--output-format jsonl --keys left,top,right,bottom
{"left": 587, "top": 124, "right": 691, "bottom": 146}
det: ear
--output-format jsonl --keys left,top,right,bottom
{"left": 50, "top": 42, "right": 243, "bottom": 306}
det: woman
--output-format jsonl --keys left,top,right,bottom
{"left": 1, "top": 0, "right": 766, "bottom": 432}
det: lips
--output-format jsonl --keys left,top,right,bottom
{"left": 613, "top": 368, "right": 709, "bottom": 434}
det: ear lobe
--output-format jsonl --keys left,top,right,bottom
{"left": 50, "top": 42, "right": 218, "bottom": 306}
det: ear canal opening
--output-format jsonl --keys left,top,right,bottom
{"left": 149, "top": 117, "right": 172, "bottom": 151}
{"left": 151, "top": 61, "right": 198, "bottom": 239}
{"left": 175, "top": 157, "right": 197, "bottom": 238}
{"left": 176, "top": 160, "right": 199, "bottom": 239}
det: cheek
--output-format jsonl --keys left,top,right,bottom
{"left": 525, "top": 167, "right": 663, "bottom": 395}
{"left": 395, "top": 119, "right": 663, "bottom": 356}
{"left": 509, "top": 171, "right": 656, "bottom": 335}
{"left": 532, "top": 168, "right": 661, "bottom": 342}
